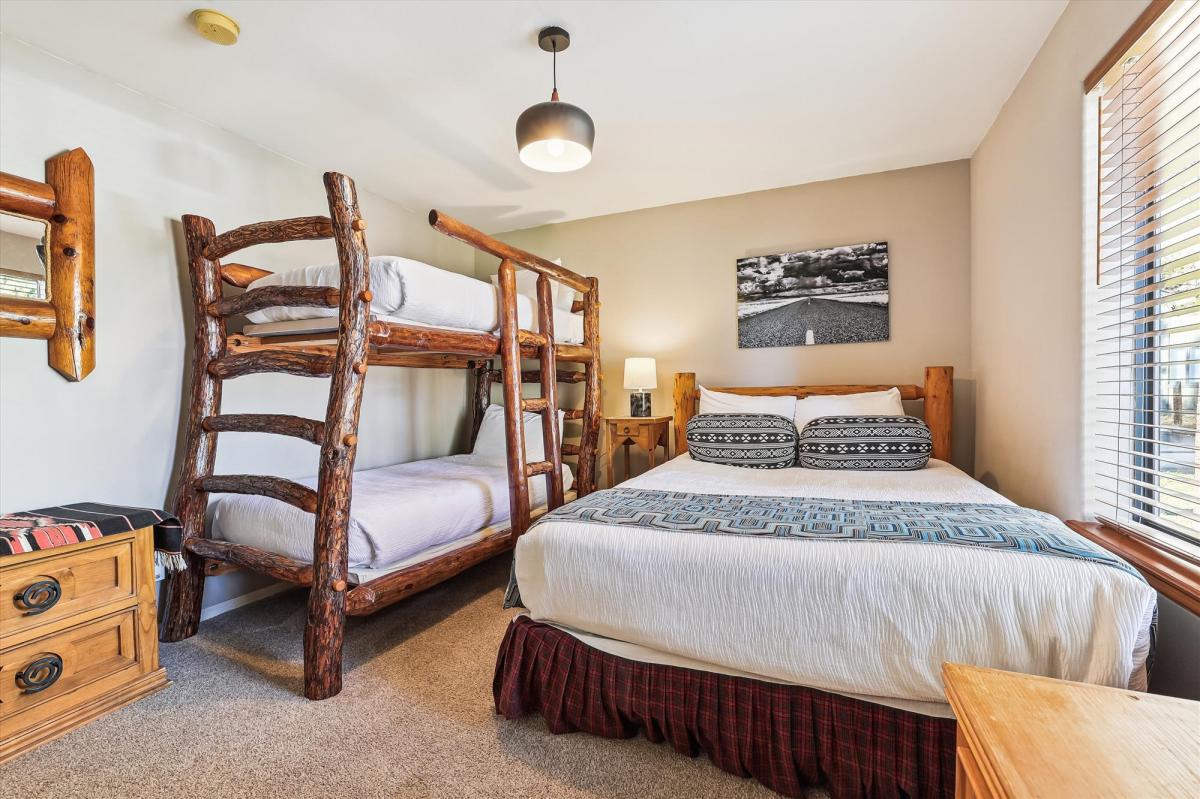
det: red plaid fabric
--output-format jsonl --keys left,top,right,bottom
{"left": 494, "top": 616, "right": 956, "bottom": 799}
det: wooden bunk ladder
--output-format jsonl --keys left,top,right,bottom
{"left": 428, "top": 211, "right": 602, "bottom": 539}
{"left": 160, "top": 172, "right": 371, "bottom": 701}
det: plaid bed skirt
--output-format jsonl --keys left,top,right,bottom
{"left": 0, "top": 502, "right": 186, "bottom": 573}
{"left": 493, "top": 616, "right": 956, "bottom": 799}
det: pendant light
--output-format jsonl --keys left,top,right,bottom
{"left": 515, "top": 26, "right": 595, "bottom": 172}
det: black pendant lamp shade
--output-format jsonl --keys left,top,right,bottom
{"left": 516, "top": 27, "right": 595, "bottom": 172}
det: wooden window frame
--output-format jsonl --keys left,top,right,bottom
{"left": 0, "top": 147, "right": 95, "bottom": 381}
{"left": 1066, "top": 520, "right": 1200, "bottom": 615}
{"left": 1083, "top": 0, "right": 1174, "bottom": 92}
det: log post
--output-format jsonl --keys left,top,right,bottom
{"left": 924, "top": 366, "right": 954, "bottom": 463}
{"left": 160, "top": 214, "right": 226, "bottom": 642}
{"left": 44, "top": 148, "right": 95, "bottom": 381}
{"left": 469, "top": 361, "right": 495, "bottom": 450}
{"left": 673, "top": 372, "right": 698, "bottom": 455}
{"left": 496, "top": 259, "right": 531, "bottom": 536}
{"left": 303, "top": 173, "right": 371, "bottom": 701}
{"left": 536, "top": 274, "right": 564, "bottom": 509}
{"left": 576, "top": 277, "right": 602, "bottom": 495}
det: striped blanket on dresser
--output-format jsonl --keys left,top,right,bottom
{"left": 0, "top": 502, "right": 186, "bottom": 572}
{"left": 506, "top": 488, "right": 1145, "bottom": 607}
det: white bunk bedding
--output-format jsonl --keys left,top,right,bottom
{"left": 512, "top": 454, "right": 1157, "bottom": 715}
{"left": 213, "top": 454, "right": 573, "bottom": 582}
{"left": 241, "top": 254, "right": 584, "bottom": 343}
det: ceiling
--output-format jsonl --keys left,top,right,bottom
{"left": 0, "top": 1, "right": 1065, "bottom": 232}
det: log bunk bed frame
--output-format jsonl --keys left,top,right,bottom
{"left": 159, "top": 172, "right": 601, "bottom": 700}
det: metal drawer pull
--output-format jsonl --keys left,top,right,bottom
{"left": 16, "top": 654, "right": 63, "bottom": 694}
{"left": 13, "top": 578, "right": 62, "bottom": 616}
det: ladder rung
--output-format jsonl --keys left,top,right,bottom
{"left": 208, "top": 351, "right": 335, "bottom": 379}
{"left": 561, "top": 443, "right": 580, "bottom": 456}
{"left": 522, "top": 398, "right": 549, "bottom": 413}
{"left": 519, "top": 369, "right": 586, "bottom": 384}
{"left": 517, "top": 330, "right": 549, "bottom": 347}
{"left": 197, "top": 474, "right": 318, "bottom": 513}
{"left": 563, "top": 408, "right": 583, "bottom": 420}
{"left": 525, "top": 460, "right": 554, "bottom": 477}
{"left": 201, "top": 413, "right": 325, "bottom": 444}
{"left": 209, "top": 286, "right": 339, "bottom": 318}
{"left": 204, "top": 215, "right": 334, "bottom": 260}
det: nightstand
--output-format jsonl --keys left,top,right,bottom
{"left": 605, "top": 415, "right": 672, "bottom": 487}
{"left": 943, "top": 662, "right": 1200, "bottom": 798}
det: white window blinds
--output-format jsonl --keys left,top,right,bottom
{"left": 1091, "top": 0, "right": 1200, "bottom": 549}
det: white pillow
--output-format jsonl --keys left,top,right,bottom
{"left": 551, "top": 258, "right": 582, "bottom": 312}
{"left": 698, "top": 386, "right": 797, "bottom": 418}
{"left": 793, "top": 388, "right": 905, "bottom": 431}
{"left": 470, "top": 404, "right": 565, "bottom": 465}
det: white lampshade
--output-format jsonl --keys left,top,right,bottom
{"left": 623, "top": 357, "right": 657, "bottom": 391}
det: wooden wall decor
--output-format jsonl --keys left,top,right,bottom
{"left": 0, "top": 148, "right": 95, "bottom": 381}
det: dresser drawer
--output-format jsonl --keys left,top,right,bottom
{"left": 0, "top": 608, "right": 141, "bottom": 730}
{"left": 0, "top": 536, "right": 135, "bottom": 641}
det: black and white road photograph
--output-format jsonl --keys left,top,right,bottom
{"left": 736, "top": 241, "right": 889, "bottom": 348}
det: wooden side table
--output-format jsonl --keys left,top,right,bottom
{"left": 605, "top": 415, "right": 672, "bottom": 487}
{"left": 943, "top": 662, "right": 1200, "bottom": 799}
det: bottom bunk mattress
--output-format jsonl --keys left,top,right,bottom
{"left": 212, "top": 454, "right": 573, "bottom": 578}
{"left": 510, "top": 454, "right": 1157, "bottom": 710}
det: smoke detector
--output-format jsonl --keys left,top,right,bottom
{"left": 190, "top": 9, "right": 240, "bottom": 46}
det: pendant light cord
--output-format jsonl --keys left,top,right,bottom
{"left": 551, "top": 44, "right": 559, "bottom": 101}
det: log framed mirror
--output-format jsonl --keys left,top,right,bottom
{"left": 0, "top": 147, "right": 95, "bottom": 381}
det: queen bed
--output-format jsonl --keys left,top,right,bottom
{"left": 493, "top": 367, "right": 1157, "bottom": 799}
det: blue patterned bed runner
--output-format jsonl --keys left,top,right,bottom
{"left": 504, "top": 488, "right": 1143, "bottom": 607}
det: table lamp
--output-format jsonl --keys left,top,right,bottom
{"left": 624, "top": 357, "right": 657, "bottom": 417}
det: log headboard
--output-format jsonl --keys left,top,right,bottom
{"left": 673, "top": 366, "right": 953, "bottom": 462}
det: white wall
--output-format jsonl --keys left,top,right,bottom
{"left": 972, "top": 0, "right": 1198, "bottom": 701}
{"left": 0, "top": 37, "right": 477, "bottom": 610}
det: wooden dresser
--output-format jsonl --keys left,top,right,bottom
{"left": 944, "top": 662, "right": 1200, "bottom": 799}
{"left": 0, "top": 526, "right": 168, "bottom": 763}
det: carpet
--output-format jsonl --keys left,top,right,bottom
{"left": 0, "top": 557, "right": 829, "bottom": 799}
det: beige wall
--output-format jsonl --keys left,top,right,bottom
{"left": 970, "top": 0, "right": 1145, "bottom": 520}
{"left": 0, "top": 38, "right": 477, "bottom": 614}
{"left": 972, "top": 0, "right": 1198, "bottom": 701}
{"left": 482, "top": 160, "right": 974, "bottom": 475}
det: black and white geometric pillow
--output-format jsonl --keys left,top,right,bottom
{"left": 797, "top": 415, "right": 932, "bottom": 471}
{"left": 686, "top": 413, "right": 798, "bottom": 469}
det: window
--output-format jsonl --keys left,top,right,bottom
{"left": 1088, "top": 0, "right": 1200, "bottom": 554}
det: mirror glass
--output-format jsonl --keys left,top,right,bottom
{"left": 0, "top": 213, "right": 50, "bottom": 300}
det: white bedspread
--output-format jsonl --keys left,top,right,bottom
{"left": 242, "top": 255, "right": 583, "bottom": 343}
{"left": 213, "top": 454, "right": 573, "bottom": 571}
{"left": 514, "top": 455, "right": 1157, "bottom": 707}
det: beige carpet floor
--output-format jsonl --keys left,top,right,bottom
{"left": 1, "top": 558, "right": 829, "bottom": 799}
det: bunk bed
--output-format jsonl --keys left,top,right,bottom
{"left": 159, "top": 172, "right": 601, "bottom": 700}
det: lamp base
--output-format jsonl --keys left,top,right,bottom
{"left": 630, "top": 392, "right": 651, "bottom": 417}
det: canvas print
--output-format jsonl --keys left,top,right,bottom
{"left": 736, "top": 242, "right": 889, "bottom": 348}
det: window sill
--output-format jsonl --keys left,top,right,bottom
{"left": 1066, "top": 520, "right": 1200, "bottom": 616}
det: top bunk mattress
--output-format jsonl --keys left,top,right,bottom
{"left": 512, "top": 454, "right": 1157, "bottom": 708}
{"left": 240, "top": 255, "right": 584, "bottom": 343}
{"left": 213, "top": 454, "right": 573, "bottom": 575}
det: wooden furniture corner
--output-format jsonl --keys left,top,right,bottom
{"left": 1065, "top": 520, "right": 1200, "bottom": 616}
{"left": 944, "top": 662, "right": 1200, "bottom": 799}
{"left": 0, "top": 527, "right": 168, "bottom": 763}
{"left": 605, "top": 415, "right": 671, "bottom": 487}
{"left": 0, "top": 147, "right": 96, "bottom": 381}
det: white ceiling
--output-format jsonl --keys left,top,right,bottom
{"left": 0, "top": 1, "right": 1064, "bottom": 232}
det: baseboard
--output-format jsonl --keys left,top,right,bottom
{"left": 200, "top": 581, "right": 293, "bottom": 621}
